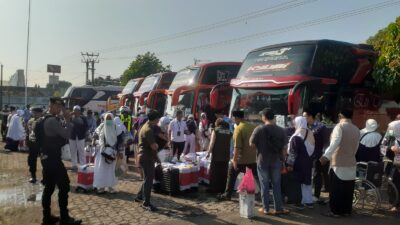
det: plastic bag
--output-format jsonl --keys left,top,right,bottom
{"left": 237, "top": 168, "right": 256, "bottom": 194}
{"left": 61, "top": 144, "right": 71, "bottom": 161}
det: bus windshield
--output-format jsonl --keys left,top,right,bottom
{"left": 238, "top": 44, "right": 315, "bottom": 78}
{"left": 121, "top": 80, "right": 138, "bottom": 95}
{"left": 137, "top": 75, "right": 160, "bottom": 93}
{"left": 230, "top": 88, "right": 290, "bottom": 124}
{"left": 168, "top": 68, "right": 200, "bottom": 90}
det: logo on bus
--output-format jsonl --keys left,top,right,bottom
{"left": 259, "top": 47, "right": 292, "bottom": 57}
{"left": 246, "top": 62, "right": 292, "bottom": 73}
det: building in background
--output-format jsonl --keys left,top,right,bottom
{"left": 8, "top": 69, "right": 25, "bottom": 87}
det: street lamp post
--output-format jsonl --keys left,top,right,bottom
{"left": 0, "top": 63, "right": 3, "bottom": 109}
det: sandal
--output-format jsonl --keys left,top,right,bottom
{"left": 321, "top": 211, "right": 340, "bottom": 218}
{"left": 258, "top": 208, "right": 275, "bottom": 215}
{"left": 274, "top": 209, "right": 290, "bottom": 215}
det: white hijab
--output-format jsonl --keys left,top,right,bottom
{"left": 388, "top": 120, "right": 400, "bottom": 140}
{"left": 6, "top": 112, "right": 25, "bottom": 140}
{"left": 96, "top": 113, "right": 123, "bottom": 147}
{"left": 288, "top": 116, "right": 315, "bottom": 156}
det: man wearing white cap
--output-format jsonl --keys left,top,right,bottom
{"left": 69, "top": 105, "right": 88, "bottom": 169}
{"left": 356, "top": 119, "right": 382, "bottom": 162}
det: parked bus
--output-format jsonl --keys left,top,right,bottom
{"left": 63, "top": 85, "right": 123, "bottom": 113}
{"left": 158, "top": 62, "right": 242, "bottom": 122}
{"left": 226, "top": 39, "right": 400, "bottom": 131}
{"left": 132, "top": 72, "right": 176, "bottom": 116}
{"left": 117, "top": 78, "right": 144, "bottom": 112}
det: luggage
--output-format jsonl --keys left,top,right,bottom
{"left": 85, "top": 146, "right": 96, "bottom": 164}
{"left": 76, "top": 164, "right": 95, "bottom": 193}
{"left": 160, "top": 167, "right": 180, "bottom": 195}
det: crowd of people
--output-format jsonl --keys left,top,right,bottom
{"left": 2, "top": 99, "right": 400, "bottom": 224}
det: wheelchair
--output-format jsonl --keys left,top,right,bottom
{"left": 353, "top": 160, "right": 399, "bottom": 214}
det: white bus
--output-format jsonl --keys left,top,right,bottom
{"left": 63, "top": 85, "right": 123, "bottom": 113}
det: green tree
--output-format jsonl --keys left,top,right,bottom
{"left": 367, "top": 17, "right": 400, "bottom": 98}
{"left": 120, "top": 52, "right": 171, "bottom": 85}
{"left": 94, "top": 76, "right": 121, "bottom": 86}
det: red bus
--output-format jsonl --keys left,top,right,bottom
{"left": 158, "top": 62, "right": 242, "bottom": 121}
{"left": 118, "top": 78, "right": 144, "bottom": 112}
{"left": 227, "top": 40, "right": 399, "bottom": 131}
{"left": 132, "top": 72, "right": 176, "bottom": 115}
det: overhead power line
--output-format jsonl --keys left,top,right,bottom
{"left": 95, "top": 0, "right": 318, "bottom": 53}
{"left": 100, "top": 0, "right": 400, "bottom": 60}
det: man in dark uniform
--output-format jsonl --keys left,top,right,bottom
{"left": 27, "top": 106, "right": 43, "bottom": 183}
{"left": 41, "top": 97, "right": 81, "bottom": 225}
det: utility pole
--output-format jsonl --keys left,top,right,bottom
{"left": 0, "top": 63, "right": 3, "bottom": 109}
{"left": 81, "top": 52, "right": 99, "bottom": 85}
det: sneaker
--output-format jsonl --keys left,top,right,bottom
{"left": 293, "top": 204, "right": 305, "bottom": 210}
{"left": 41, "top": 215, "right": 60, "bottom": 225}
{"left": 216, "top": 193, "right": 231, "bottom": 201}
{"left": 305, "top": 203, "right": 314, "bottom": 209}
{"left": 141, "top": 203, "right": 158, "bottom": 212}
{"left": 29, "top": 178, "right": 37, "bottom": 184}
{"left": 60, "top": 217, "right": 82, "bottom": 225}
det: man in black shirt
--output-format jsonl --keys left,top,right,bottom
{"left": 41, "top": 97, "right": 81, "bottom": 225}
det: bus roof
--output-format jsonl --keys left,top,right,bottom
{"left": 186, "top": 61, "right": 242, "bottom": 69}
{"left": 249, "top": 39, "right": 373, "bottom": 54}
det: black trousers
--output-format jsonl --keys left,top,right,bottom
{"left": 209, "top": 160, "right": 229, "bottom": 193}
{"left": 329, "top": 169, "right": 355, "bottom": 215}
{"left": 224, "top": 163, "right": 259, "bottom": 198}
{"left": 313, "top": 159, "right": 330, "bottom": 198}
{"left": 172, "top": 141, "right": 185, "bottom": 160}
{"left": 136, "top": 156, "right": 155, "bottom": 205}
{"left": 41, "top": 158, "right": 70, "bottom": 220}
{"left": 27, "top": 141, "right": 40, "bottom": 178}
{"left": 281, "top": 171, "right": 302, "bottom": 204}
{"left": 1, "top": 125, "right": 6, "bottom": 142}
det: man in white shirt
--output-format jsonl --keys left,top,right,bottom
{"left": 320, "top": 109, "right": 360, "bottom": 217}
{"left": 168, "top": 110, "right": 187, "bottom": 160}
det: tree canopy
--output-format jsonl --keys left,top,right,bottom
{"left": 94, "top": 75, "right": 120, "bottom": 86}
{"left": 367, "top": 16, "right": 400, "bottom": 98}
{"left": 120, "top": 52, "right": 171, "bottom": 85}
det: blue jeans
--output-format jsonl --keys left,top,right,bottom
{"left": 257, "top": 161, "right": 284, "bottom": 212}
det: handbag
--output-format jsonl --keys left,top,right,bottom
{"left": 101, "top": 146, "right": 116, "bottom": 163}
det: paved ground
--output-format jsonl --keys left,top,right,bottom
{"left": 0, "top": 142, "right": 399, "bottom": 225}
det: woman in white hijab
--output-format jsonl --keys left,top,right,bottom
{"left": 286, "top": 116, "right": 315, "bottom": 209}
{"left": 93, "top": 113, "right": 124, "bottom": 194}
{"left": 5, "top": 110, "right": 25, "bottom": 151}
{"left": 356, "top": 119, "right": 382, "bottom": 162}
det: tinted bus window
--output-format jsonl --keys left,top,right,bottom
{"left": 201, "top": 65, "right": 241, "bottom": 85}
{"left": 71, "top": 88, "right": 96, "bottom": 100}
{"left": 312, "top": 42, "right": 358, "bottom": 82}
{"left": 169, "top": 68, "right": 200, "bottom": 90}
{"left": 238, "top": 44, "right": 316, "bottom": 78}
{"left": 138, "top": 75, "right": 159, "bottom": 93}
{"left": 158, "top": 73, "right": 175, "bottom": 89}
{"left": 122, "top": 80, "right": 138, "bottom": 95}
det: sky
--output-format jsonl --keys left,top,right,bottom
{"left": 0, "top": 0, "right": 399, "bottom": 87}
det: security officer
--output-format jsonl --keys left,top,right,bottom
{"left": 27, "top": 106, "right": 43, "bottom": 183}
{"left": 41, "top": 97, "right": 81, "bottom": 225}
{"left": 120, "top": 106, "right": 132, "bottom": 132}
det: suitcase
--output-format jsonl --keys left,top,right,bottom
{"left": 76, "top": 164, "right": 95, "bottom": 193}
{"left": 160, "top": 167, "right": 180, "bottom": 195}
